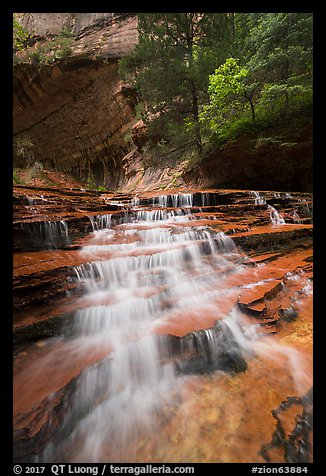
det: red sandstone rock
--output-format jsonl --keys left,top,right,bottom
{"left": 131, "top": 120, "right": 149, "bottom": 151}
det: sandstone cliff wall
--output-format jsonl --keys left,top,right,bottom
{"left": 14, "top": 13, "right": 139, "bottom": 188}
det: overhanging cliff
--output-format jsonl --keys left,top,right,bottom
{"left": 13, "top": 13, "right": 139, "bottom": 188}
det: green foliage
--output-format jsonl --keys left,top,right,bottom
{"left": 120, "top": 13, "right": 312, "bottom": 156}
{"left": 207, "top": 82, "right": 312, "bottom": 147}
{"left": 199, "top": 58, "right": 251, "bottom": 133}
{"left": 13, "top": 15, "right": 30, "bottom": 51}
{"left": 257, "top": 82, "right": 312, "bottom": 120}
{"left": 199, "top": 13, "right": 312, "bottom": 145}
{"left": 119, "top": 13, "right": 233, "bottom": 151}
{"left": 85, "top": 173, "right": 107, "bottom": 191}
{"left": 27, "top": 31, "right": 73, "bottom": 66}
{"left": 245, "top": 13, "right": 313, "bottom": 84}
{"left": 208, "top": 58, "right": 248, "bottom": 100}
{"left": 59, "top": 27, "right": 74, "bottom": 38}
{"left": 256, "top": 87, "right": 312, "bottom": 135}
{"left": 85, "top": 175, "right": 97, "bottom": 190}
{"left": 182, "top": 148, "right": 203, "bottom": 171}
{"left": 13, "top": 169, "right": 25, "bottom": 184}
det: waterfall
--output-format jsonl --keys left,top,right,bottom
{"left": 88, "top": 214, "right": 112, "bottom": 231}
{"left": 39, "top": 192, "right": 250, "bottom": 462}
{"left": 268, "top": 205, "right": 286, "bottom": 225}
{"left": 250, "top": 191, "right": 266, "bottom": 205}
{"left": 201, "top": 192, "right": 211, "bottom": 207}
{"left": 24, "top": 219, "right": 71, "bottom": 249}
{"left": 224, "top": 307, "right": 312, "bottom": 398}
{"left": 30, "top": 190, "right": 312, "bottom": 463}
{"left": 152, "top": 193, "right": 193, "bottom": 208}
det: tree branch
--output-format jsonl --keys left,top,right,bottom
{"left": 159, "top": 140, "right": 196, "bottom": 158}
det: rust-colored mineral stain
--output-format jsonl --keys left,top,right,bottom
{"left": 13, "top": 250, "right": 84, "bottom": 276}
{"left": 14, "top": 339, "right": 112, "bottom": 430}
{"left": 92, "top": 356, "right": 304, "bottom": 463}
{"left": 232, "top": 223, "right": 313, "bottom": 236}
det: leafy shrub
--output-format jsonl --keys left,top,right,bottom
{"left": 13, "top": 169, "right": 24, "bottom": 184}
{"left": 27, "top": 34, "right": 73, "bottom": 66}
{"left": 13, "top": 15, "right": 30, "bottom": 51}
{"left": 29, "top": 48, "right": 45, "bottom": 64}
{"left": 59, "top": 27, "right": 74, "bottom": 38}
{"left": 134, "top": 102, "right": 146, "bottom": 121}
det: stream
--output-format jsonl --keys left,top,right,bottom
{"left": 13, "top": 189, "right": 313, "bottom": 463}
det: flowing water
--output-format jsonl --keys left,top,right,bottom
{"left": 268, "top": 205, "right": 286, "bottom": 225}
{"left": 250, "top": 191, "right": 266, "bottom": 205}
{"left": 24, "top": 219, "right": 71, "bottom": 249}
{"left": 15, "top": 192, "right": 313, "bottom": 463}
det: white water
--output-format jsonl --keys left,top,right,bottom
{"left": 43, "top": 196, "right": 246, "bottom": 461}
{"left": 268, "top": 204, "right": 286, "bottom": 225}
{"left": 88, "top": 214, "right": 112, "bottom": 231}
{"left": 153, "top": 193, "right": 193, "bottom": 208}
{"left": 251, "top": 190, "right": 266, "bottom": 205}
{"left": 36, "top": 192, "right": 312, "bottom": 462}
{"left": 224, "top": 306, "right": 312, "bottom": 397}
{"left": 26, "top": 219, "right": 70, "bottom": 248}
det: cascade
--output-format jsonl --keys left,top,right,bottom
{"left": 88, "top": 214, "right": 112, "bottom": 231}
{"left": 24, "top": 219, "right": 71, "bottom": 248}
{"left": 250, "top": 190, "right": 266, "bottom": 205}
{"left": 268, "top": 204, "right": 286, "bottom": 225}
{"left": 38, "top": 193, "right": 248, "bottom": 461}
{"left": 13, "top": 190, "right": 313, "bottom": 463}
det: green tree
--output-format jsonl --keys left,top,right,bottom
{"left": 201, "top": 14, "right": 312, "bottom": 142}
{"left": 245, "top": 13, "right": 313, "bottom": 124}
{"left": 119, "top": 13, "right": 232, "bottom": 154}
{"left": 245, "top": 13, "right": 313, "bottom": 84}
{"left": 200, "top": 58, "right": 258, "bottom": 133}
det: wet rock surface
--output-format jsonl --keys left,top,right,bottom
{"left": 13, "top": 186, "right": 313, "bottom": 463}
{"left": 260, "top": 389, "right": 313, "bottom": 463}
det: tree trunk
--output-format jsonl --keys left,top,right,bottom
{"left": 230, "top": 13, "right": 235, "bottom": 37}
{"left": 185, "top": 14, "right": 202, "bottom": 155}
{"left": 191, "top": 89, "right": 203, "bottom": 154}
{"left": 249, "top": 98, "right": 255, "bottom": 123}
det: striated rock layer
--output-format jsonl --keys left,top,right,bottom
{"left": 13, "top": 187, "right": 313, "bottom": 463}
{"left": 14, "top": 14, "right": 138, "bottom": 188}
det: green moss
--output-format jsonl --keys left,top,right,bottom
{"left": 13, "top": 169, "right": 25, "bottom": 184}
